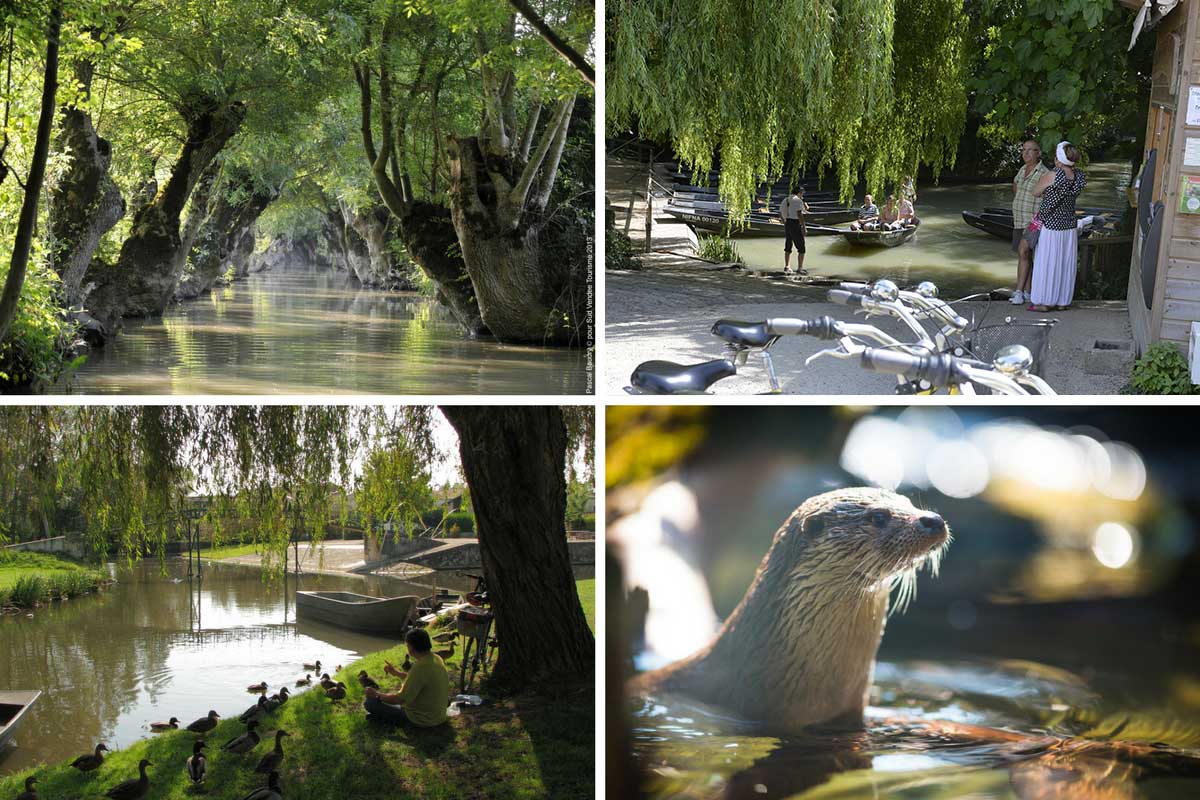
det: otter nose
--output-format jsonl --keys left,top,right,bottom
{"left": 918, "top": 514, "right": 945, "bottom": 532}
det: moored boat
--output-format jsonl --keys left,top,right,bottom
{"left": 664, "top": 204, "right": 855, "bottom": 235}
{"left": 295, "top": 591, "right": 418, "bottom": 634}
{"left": 842, "top": 218, "right": 921, "bottom": 248}
{"left": 0, "top": 690, "right": 41, "bottom": 750}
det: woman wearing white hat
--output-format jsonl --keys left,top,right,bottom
{"left": 1027, "top": 141, "right": 1087, "bottom": 312}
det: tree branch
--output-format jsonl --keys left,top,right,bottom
{"left": 507, "top": 0, "right": 594, "bottom": 86}
{"left": 508, "top": 95, "right": 573, "bottom": 220}
{"left": 530, "top": 94, "right": 575, "bottom": 213}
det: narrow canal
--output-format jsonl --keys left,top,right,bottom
{"left": 55, "top": 269, "right": 588, "bottom": 395}
{"left": 733, "top": 162, "right": 1132, "bottom": 297}
{"left": 0, "top": 560, "right": 493, "bottom": 774}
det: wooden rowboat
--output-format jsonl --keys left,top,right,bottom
{"left": 663, "top": 204, "right": 854, "bottom": 235}
{"left": 842, "top": 218, "right": 921, "bottom": 248}
{"left": 295, "top": 591, "right": 418, "bottom": 634}
{"left": 0, "top": 690, "right": 41, "bottom": 750}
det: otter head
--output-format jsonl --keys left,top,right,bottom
{"left": 791, "top": 487, "right": 950, "bottom": 610}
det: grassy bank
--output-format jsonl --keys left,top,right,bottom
{"left": 0, "top": 551, "right": 108, "bottom": 609}
{"left": 0, "top": 642, "right": 594, "bottom": 799}
{"left": 577, "top": 578, "right": 595, "bottom": 632}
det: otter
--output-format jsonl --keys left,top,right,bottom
{"left": 630, "top": 487, "right": 950, "bottom": 735}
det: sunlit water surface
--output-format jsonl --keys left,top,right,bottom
{"left": 733, "top": 163, "right": 1132, "bottom": 297}
{"left": 55, "top": 269, "right": 587, "bottom": 395}
{"left": 0, "top": 560, "right": 476, "bottom": 774}
{"left": 632, "top": 658, "right": 1200, "bottom": 799}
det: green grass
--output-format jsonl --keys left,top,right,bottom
{"left": 0, "top": 551, "right": 107, "bottom": 608}
{"left": 203, "top": 542, "right": 266, "bottom": 560}
{"left": 0, "top": 646, "right": 594, "bottom": 800}
{"left": 576, "top": 579, "right": 594, "bottom": 633}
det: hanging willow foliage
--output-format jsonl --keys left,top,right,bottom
{"left": 607, "top": 0, "right": 969, "bottom": 213}
{"left": 0, "top": 406, "right": 593, "bottom": 577}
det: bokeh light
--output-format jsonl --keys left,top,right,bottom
{"left": 1092, "top": 522, "right": 1139, "bottom": 569}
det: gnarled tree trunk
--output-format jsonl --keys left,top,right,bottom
{"left": 345, "top": 203, "right": 393, "bottom": 286}
{"left": 177, "top": 169, "right": 277, "bottom": 299}
{"left": 89, "top": 98, "right": 245, "bottom": 326}
{"left": 440, "top": 406, "right": 594, "bottom": 691}
{"left": 48, "top": 62, "right": 125, "bottom": 309}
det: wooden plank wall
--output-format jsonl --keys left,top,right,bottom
{"left": 1159, "top": 1, "right": 1200, "bottom": 348}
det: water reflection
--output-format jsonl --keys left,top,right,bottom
{"left": 0, "top": 560, "right": 474, "bottom": 774}
{"left": 732, "top": 163, "right": 1132, "bottom": 296}
{"left": 56, "top": 268, "right": 587, "bottom": 395}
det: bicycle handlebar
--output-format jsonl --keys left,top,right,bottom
{"left": 859, "top": 348, "right": 1029, "bottom": 394}
{"left": 834, "top": 282, "right": 969, "bottom": 331}
{"left": 827, "top": 289, "right": 864, "bottom": 307}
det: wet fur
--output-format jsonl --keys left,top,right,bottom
{"left": 631, "top": 488, "right": 950, "bottom": 735}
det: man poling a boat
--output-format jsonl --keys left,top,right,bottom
{"left": 778, "top": 186, "right": 809, "bottom": 276}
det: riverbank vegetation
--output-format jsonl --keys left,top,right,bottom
{"left": 0, "top": 637, "right": 594, "bottom": 799}
{"left": 608, "top": 0, "right": 1150, "bottom": 212}
{"left": 0, "top": 550, "right": 107, "bottom": 610}
{"left": 1, "top": 0, "right": 594, "bottom": 391}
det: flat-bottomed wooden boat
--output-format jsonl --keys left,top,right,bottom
{"left": 0, "top": 690, "right": 41, "bottom": 750}
{"left": 842, "top": 218, "right": 921, "bottom": 248}
{"left": 295, "top": 591, "right": 418, "bottom": 634}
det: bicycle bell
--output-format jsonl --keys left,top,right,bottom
{"left": 915, "top": 281, "right": 938, "bottom": 298}
{"left": 870, "top": 279, "right": 899, "bottom": 302}
{"left": 992, "top": 344, "right": 1034, "bottom": 375}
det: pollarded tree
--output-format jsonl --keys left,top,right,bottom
{"left": 608, "top": 0, "right": 969, "bottom": 214}
{"left": 355, "top": 0, "right": 594, "bottom": 344}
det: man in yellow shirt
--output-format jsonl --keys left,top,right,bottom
{"left": 363, "top": 628, "right": 451, "bottom": 727}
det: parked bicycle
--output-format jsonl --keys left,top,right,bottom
{"left": 626, "top": 279, "right": 1057, "bottom": 395}
{"left": 456, "top": 573, "right": 496, "bottom": 692}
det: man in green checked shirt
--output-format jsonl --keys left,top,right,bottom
{"left": 1011, "top": 139, "right": 1048, "bottom": 305}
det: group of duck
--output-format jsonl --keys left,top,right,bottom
{"left": 12, "top": 658, "right": 381, "bottom": 800}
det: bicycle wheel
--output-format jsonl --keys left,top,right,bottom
{"left": 459, "top": 635, "right": 477, "bottom": 692}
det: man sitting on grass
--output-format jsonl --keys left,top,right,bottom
{"left": 363, "top": 628, "right": 451, "bottom": 727}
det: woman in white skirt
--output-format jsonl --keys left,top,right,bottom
{"left": 1028, "top": 142, "right": 1086, "bottom": 312}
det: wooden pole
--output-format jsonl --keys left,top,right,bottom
{"left": 645, "top": 152, "right": 654, "bottom": 253}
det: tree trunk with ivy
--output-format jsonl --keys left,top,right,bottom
{"left": 177, "top": 169, "right": 277, "bottom": 299}
{"left": 441, "top": 406, "right": 594, "bottom": 691}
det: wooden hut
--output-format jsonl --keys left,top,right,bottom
{"left": 1124, "top": 0, "right": 1200, "bottom": 360}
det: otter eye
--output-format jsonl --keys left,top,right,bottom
{"left": 869, "top": 509, "right": 891, "bottom": 527}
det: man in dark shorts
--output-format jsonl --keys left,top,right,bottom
{"left": 363, "top": 628, "right": 451, "bottom": 727}
{"left": 778, "top": 187, "right": 809, "bottom": 276}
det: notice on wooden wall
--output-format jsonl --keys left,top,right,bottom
{"left": 1188, "top": 86, "right": 1200, "bottom": 125}
{"left": 1180, "top": 175, "right": 1200, "bottom": 214}
{"left": 1186, "top": 138, "right": 1200, "bottom": 167}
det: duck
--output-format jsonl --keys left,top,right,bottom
{"left": 222, "top": 720, "right": 261, "bottom": 754}
{"left": 318, "top": 673, "right": 335, "bottom": 690}
{"left": 325, "top": 681, "right": 347, "bottom": 701}
{"left": 435, "top": 641, "right": 456, "bottom": 661}
{"left": 254, "top": 730, "right": 290, "bottom": 774}
{"left": 70, "top": 742, "right": 110, "bottom": 772}
{"left": 302, "top": 659, "right": 321, "bottom": 672}
{"left": 240, "top": 770, "right": 282, "bottom": 800}
{"left": 247, "top": 681, "right": 268, "bottom": 693}
{"left": 15, "top": 776, "right": 37, "bottom": 800}
{"left": 264, "top": 686, "right": 289, "bottom": 711}
{"left": 103, "top": 758, "right": 152, "bottom": 800}
{"left": 240, "top": 695, "right": 269, "bottom": 724}
{"left": 186, "top": 741, "right": 207, "bottom": 785}
{"left": 335, "top": 664, "right": 343, "bottom": 672}
{"left": 433, "top": 631, "right": 456, "bottom": 644}
{"left": 402, "top": 653, "right": 412, "bottom": 672}
{"left": 149, "top": 716, "right": 179, "bottom": 732}
{"left": 295, "top": 674, "right": 312, "bottom": 687}
{"left": 186, "top": 710, "right": 221, "bottom": 733}
{"left": 357, "top": 670, "right": 379, "bottom": 690}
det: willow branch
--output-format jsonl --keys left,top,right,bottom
{"left": 507, "top": 0, "right": 594, "bottom": 86}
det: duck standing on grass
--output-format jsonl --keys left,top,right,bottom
{"left": 239, "top": 695, "right": 269, "bottom": 724}
{"left": 357, "top": 670, "right": 380, "bottom": 690}
{"left": 70, "top": 742, "right": 109, "bottom": 772}
{"left": 104, "top": 758, "right": 152, "bottom": 800}
{"left": 240, "top": 771, "right": 282, "bottom": 800}
{"left": 15, "top": 776, "right": 37, "bottom": 800}
{"left": 186, "top": 710, "right": 221, "bottom": 733}
{"left": 264, "top": 686, "right": 289, "bottom": 712}
{"left": 325, "top": 681, "right": 347, "bottom": 701}
{"left": 254, "top": 730, "right": 290, "bottom": 774}
{"left": 186, "top": 741, "right": 207, "bottom": 785}
{"left": 433, "top": 631, "right": 455, "bottom": 644}
{"left": 222, "top": 720, "right": 261, "bottom": 754}
{"left": 435, "top": 641, "right": 455, "bottom": 661}
{"left": 318, "top": 673, "right": 335, "bottom": 690}
{"left": 149, "top": 716, "right": 179, "bottom": 731}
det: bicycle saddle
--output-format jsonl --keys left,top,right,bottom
{"left": 630, "top": 359, "right": 737, "bottom": 394}
{"left": 711, "top": 319, "right": 777, "bottom": 348}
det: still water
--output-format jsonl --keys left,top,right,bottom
{"left": 733, "top": 163, "right": 1132, "bottom": 297}
{"left": 0, "top": 560, "right": 475, "bottom": 775}
{"left": 56, "top": 269, "right": 588, "bottom": 395}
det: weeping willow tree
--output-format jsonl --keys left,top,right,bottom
{"left": 607, "top": 0, "right": 970, "bottom": 215}
{"left": 0, "top": 404, "right": 594, "bottom": 691}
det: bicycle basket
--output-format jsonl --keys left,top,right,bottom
{"left": 962, "top": 319, "right": 1055, "bottom": 377}
{"left": 457, "top": 605, "right": 494, "bottom": 636}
